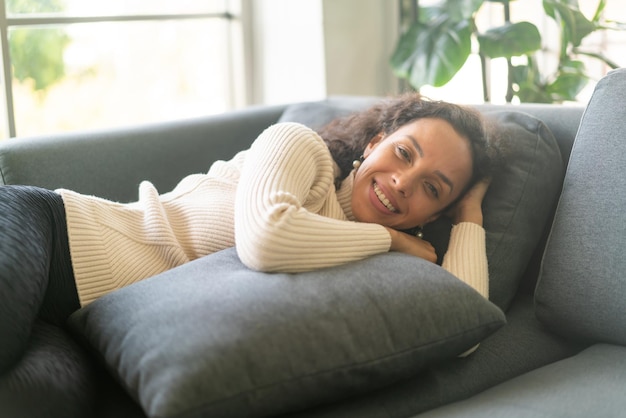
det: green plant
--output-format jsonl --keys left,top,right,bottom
{"left": 390, "top": 0, "right": 624, "bottom": 103}
{"left": 7, "top": 0, "right": 70, "bottom": 92}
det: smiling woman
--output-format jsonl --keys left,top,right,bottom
{"left": 0, "top": 93, "right": 500, "bottom": 375}
{"left": 318, "top": 93, "right": 499, "bottom": 273}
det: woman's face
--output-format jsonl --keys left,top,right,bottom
{"left": 351, "top": 117, "right": 473, "bottom": 230}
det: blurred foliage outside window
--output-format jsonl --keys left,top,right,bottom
{"left": 8, "top": 0, "right": 69, "bottom": 92}
{"left": 2, "top": 0, "right": 240, "bottom": 139}
{"left": 7, "top": 0, "right": 64, "bottom": 13}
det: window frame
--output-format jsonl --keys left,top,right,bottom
{"left": 0, "top": 1, "right": 243, "bottom": 138}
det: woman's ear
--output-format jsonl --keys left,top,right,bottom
{"left": 363, "top": 132, "right": 385, "bottom": 158}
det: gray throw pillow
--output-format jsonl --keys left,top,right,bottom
{"left": 535, "top": 68, "right": 626, "bottom": 344}
{"left": 67, "top": 248, "right": 504, "bottom": 418}
{"left": 425, "top": 111, "right": 564, "bottom": 311}
{"left": 282, "top": 101, "right": 564, "bottom": 311}
{"left": 277, "top": 97, "right": 379, "bottom": 130}
{"left": 480, "top": 110, "right": 564, "bottom": 310}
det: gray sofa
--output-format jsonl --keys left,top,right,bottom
{"left": 1, "top": 68, "right": 625, "bottom": 418}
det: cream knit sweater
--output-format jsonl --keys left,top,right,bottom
{"left": 59, "top": 122, "right": 488, "bottom": 306}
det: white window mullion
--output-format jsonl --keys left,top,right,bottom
{"left": 0, "top": 0, "right": 16, "bottom": 138}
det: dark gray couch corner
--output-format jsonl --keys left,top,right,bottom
{"left": 1, "top": 68, "right": 625, "bottom": 418}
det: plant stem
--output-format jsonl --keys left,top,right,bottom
{"left": 480, "top": 53, "right": 490, "bottom": 102}
{"left": 504, "top": 0, "right": 514, "bottom": 103}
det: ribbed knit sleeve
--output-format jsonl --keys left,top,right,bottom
{"left": 441, "top": 222, "right": 489, "bottom": 298}
{"left": 235, "top": 122, "right": 392, "bottom": 272}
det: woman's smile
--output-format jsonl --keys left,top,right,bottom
{"left": 372, "top": 181, "right": 398, "bottom": 213}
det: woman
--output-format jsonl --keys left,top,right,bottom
{"left": 0, "top": 93, "right": 498, "bottom": 372}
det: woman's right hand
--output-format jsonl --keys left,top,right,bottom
{"left": 386, "top": 227, "right": 437, "bottom": 263}
{"left": 447, "top": 177, "right": 491, "bottom": 226}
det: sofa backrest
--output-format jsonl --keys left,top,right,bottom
{"left": 475, "top": 103, "right": 583, "bottom": 167}
{"left": 0, "top": 97, "right": 585, "bottom": 306}
{"left": 535, "top": 68, "right": 626, "bottom": 345}
{"left": 473, "top": 104, "right": 584, "bottom": 297}
{"left": 0, "top": 100, "right": 583, "bottom": 205}
{"left": 0, "top": 104, "right": 286, "bottom": 203}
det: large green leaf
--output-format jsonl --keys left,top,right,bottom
{"left": 543, "top": 0, "right": 597, "bottom": 47}
{"left": 390, "top": 17, "right": 472, "bottom": 88}
{"left": 511, "top": 61, "right": 553, "bottom": 103}
{"left": 546, "top": 73, "right": 587, "bottom": 101}
{"left": 510, "top": 63, "right": 531, "bottom": 86}
{"left": 546, "top": 60, "right": 588, "bottom": 101}
{"left": 438, "top": 0, "right": 484, "bottom": 21}
{"left": 517, "top": 85, "right": 553, "bottom": 103}
{"left": 478, "top": 22, "right": 541, "bottom": 58}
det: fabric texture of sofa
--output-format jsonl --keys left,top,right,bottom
{"left": 1, "top": 68, "right": 626, "bottom": 418}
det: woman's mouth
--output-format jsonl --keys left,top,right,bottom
{"left": 373, "top": 182, "right": 398, "bottom": 213}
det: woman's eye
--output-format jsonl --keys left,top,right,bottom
{"left": 398, "top": 146, "right": 410, "bottom": 161}
{"left": 426, "top": 183, "right": 439, "bottom": 198}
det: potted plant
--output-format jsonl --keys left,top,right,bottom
{"left": 390, "top": 0, "right": 624, "bottom": 103}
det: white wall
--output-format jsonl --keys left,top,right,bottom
{"left": 245, "top": 0, "right": 327, "bottom": 105}
{"left": 321, "top": 0, "right": 399, "bottom": 97}
{"left": 246, "top": 0, "right": 400, "bottom": 106}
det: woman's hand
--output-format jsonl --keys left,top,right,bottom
{"left": 386, "top": 227, "right": 437, "bottom": 263}
{"left": 447, "top": 177, "right": 491, "bottom": 226}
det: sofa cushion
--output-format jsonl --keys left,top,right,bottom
{"left": 0, "top": 321, "right": 95, "bottom": 418}
{"left": 413, "top": 344, "right": 626, "bottom": 418}
{"left": 285, "top": 294, "right": 584, "bottom": 418}
{"left": 479, "top": 110, "right": 563, "bottom": 310}
{"left": 67, "top": 247, "right": 504, "bottom": 418}
{"left": 281, "top": 102, "right": 563, "bottom": 311}
{"left": 277, "top": 97, "right": 378, "bottom": 130}
{"left": 536, "top": 68, "right": 626, "bottom": 345}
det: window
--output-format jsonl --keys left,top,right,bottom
{"left": 0, "top": 0, "right": 244, "bottom": 139}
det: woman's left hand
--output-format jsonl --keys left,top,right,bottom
{"left": 447, "top": 178, "right": 491, "bottom": 226}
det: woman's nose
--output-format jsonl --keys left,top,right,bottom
{"left": 392, "top": 171, "right": 417, "bottom": 197}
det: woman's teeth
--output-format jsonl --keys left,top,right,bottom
{"left": 373, "top": 183, "right": 397, "bottom": 212}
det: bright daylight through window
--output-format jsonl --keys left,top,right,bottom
{"left": 0, "top": 0, "right": 243, "bottom": 139}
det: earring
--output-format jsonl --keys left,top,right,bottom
{"left": 352, "top": 155, "right": 364, "bottom": 169}
{"left": 415, "top": 227, "right": 424, "bottom": 239}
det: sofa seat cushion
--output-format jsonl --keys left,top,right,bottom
{"left": 536, "top": 68, "right": 626, "bottom": 344}
{"left": 413, "top": 343, "right": 626, "bottom": 418}
{"left": 67, "top": 247, "right": 504, "bottom": 418}
{"left": 283, "top": 293, "right": 585, "bottom": 418}
{"left": 281, "top": 102, "right": 564, "bottom": 311}
{"left": 0, "top": 320, "right": 96, "bottom": 418}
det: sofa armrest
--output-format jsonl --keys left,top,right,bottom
{"left": 0, "top": 104, "right": 286, "bottom": 202}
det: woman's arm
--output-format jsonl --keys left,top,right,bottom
{"left": 441, "top": 179, "right": 491, "bottom": 299}
{"left": 235, "top": 122, "right": 392, "bottom": 273}
{"left": 442, "top": 180, "right": 491, "bottom": 357}
{"left": 386, "top": 227, "right": 437, "bottom": 263}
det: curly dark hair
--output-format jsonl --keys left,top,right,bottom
{"left": 317, "top": 93, "right": 501, "bottom": 198}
